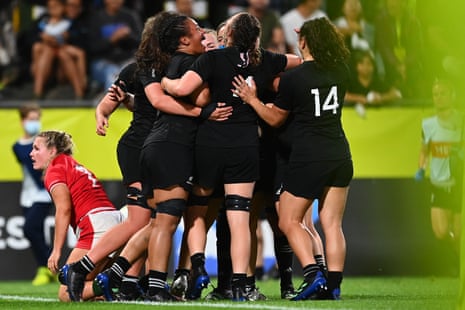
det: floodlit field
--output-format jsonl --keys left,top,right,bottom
{"left": 0, "top": 276, "right": 459, "bottom": 310}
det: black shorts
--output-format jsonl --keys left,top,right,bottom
{"left": 117, "top": 141, "right": 142, "bottom": 186}
{"left": 273, "top": 147, "right": 291, "bottom": 201}
{"left": 195, "top": 145, "right": 260, "bottom": 189}
{"left": 140, "top": 142, "right": 194, "bottom": 191}
{"left": 254, "top": 144, "right": 276, "bottom": 194}
{"left": 430, "top": 184, "right": 462, "bottom": 212}
{"left": 283, "top": 159, "right": 353, "bottom": 199}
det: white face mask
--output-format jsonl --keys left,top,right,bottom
{"left": 24, "top": 120, "right": 41, "bottom": 136}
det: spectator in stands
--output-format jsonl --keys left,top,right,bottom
{"left": 12, "top": 103, "right": 54, "bottom": 286}
{"left": 174, "top": 0, "right": 211, "bottom": 28}
{"left": 247, "top": 0, "right": 281, "bottom": 49}
{"left": 345, "top": 49, "right": 402, "bottom": 117}
{"left": 0, "top": 2, "right": 18, "bottom": 93}
{"left": 30, "top": 0, "right": 90, "bottom": 99}
{"left": 333, "top": 0, "right": 374, "bottom": 52}
{"left": 30, "top": 0, "right": 71, "bottom": 99}
{"left": 61, "top": 0, "right": 91, "bottom": 97}
{"left": 375, "top": 0, "right": 424, "bottom": 98}
{"left": 87, "top": 0, "right": 142, "bottom": 95}
{"left": 280, "top": 0, "right": 326, "bottom": 55}
{"left": 266, "top": 26, "right": 292, "bottom": 54}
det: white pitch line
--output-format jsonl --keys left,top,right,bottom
{"left": 0, "top": 294, "right": 349, "bottom": 310}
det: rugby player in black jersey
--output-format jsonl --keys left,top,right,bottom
{"left": 233, "top": 17, "right": 353, "bottom": 301}
{"left": 162, "top": 12, "right": 301, "bottom": 301}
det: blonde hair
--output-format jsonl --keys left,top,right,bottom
{"left": 37, "top": 130, "right": 74, "bottom": 155}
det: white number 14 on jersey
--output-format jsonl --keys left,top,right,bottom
{"left": 311, "top": 86, "right": 339, "bottom": 117}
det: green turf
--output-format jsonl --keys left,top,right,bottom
{"left": 0, "top": 276, "right": 459, "bottom": 310}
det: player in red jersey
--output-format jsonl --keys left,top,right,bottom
{"left": 30, "top": 130, "right": 124, "bottom": 301}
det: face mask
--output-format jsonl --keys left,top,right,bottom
{"left": 24, "top": 120, "right": 41, "bottom": 136}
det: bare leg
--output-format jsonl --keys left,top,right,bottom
{"left": 224, "top": 182, "right": 254, "bottom": 275}
{"left": 302, "top": 204, "right": 325, "bottom": 266}
{"left": 319, "top": 187, "right": 348, "bottom": 272}
{"left": 57, "top": 47, "right": 84, "bottom": 98}
{"left": 147, "top": 187, "right": 187, "bottom": 272}
{"left": 278, "top": 191, "right": 315, "bottom": 267}
{"left": 33, "top": 44, "right": 55, "bottom": 98}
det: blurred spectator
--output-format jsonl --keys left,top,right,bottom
{"left": 333, "top": 0, "right": 374, "bottom": 52}
{"left": 417, "top": 1, "right": 464, "bottom": 98}
{"left": 374, "top": 0, "right": 424, "bottom": 99}
{"left": 266, "top": 26, "right": 292, "bottom": 54}
{"left": 345, "top": 49, "right": 402, "bottom": 117}
{"left": 0, "top": 2, "right": 18, "bottom": 92}
{"left": 246, "top": 0, "right": 281, "bottom": 49}
{"left": 12, "top": 103, "right": 54, "bottom": 286}
{"left": 280, "top": 0, "right": 326, "bottom": 55}
{"left": 208, "top": 0, "right": 231, "bottom": 28}
{"left": 60, "top": 0, "right": 91, "bottom": 96}
{"left": 87, "top": 0, "right": 142, "bottom": 94}
{"left": 30, "top": 0, "right": 88, "bottom": 99}
{"left": 169, "top": 0, "right": 211, "bottom": 28}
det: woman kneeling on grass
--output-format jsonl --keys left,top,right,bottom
{"left": 30, "top": 130, "right": 124, "bottom": 301}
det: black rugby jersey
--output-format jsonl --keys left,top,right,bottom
{"left": 275, "top": 61, "right": 351, "bottom": 162}
{"left": 117, "top": 62, "right": 160, "bottom": 148}
{"left": 190, "top": 47, "right": 287, "bottom": 148}
{"left": 143, "top": 52, "right": 199, "bottom": 146}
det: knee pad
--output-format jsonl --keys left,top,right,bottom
{"left": 126, "top": 187, "right": 149, "bottom": 209}
{"left": 224, "top": 195, "right": 251, "bottom": 212}
{"left": 156, "top": 199, "right": 186, "bottom": 217}
{"left": 187, "top": 193, "right": 210, "bottom": 207}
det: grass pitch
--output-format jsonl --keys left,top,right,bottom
{"left": 0, "top": 276, "right": 459, "bottom": 310}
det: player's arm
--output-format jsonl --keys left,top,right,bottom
{"left": 344, "top": 91, "right": 368, "bottom": 105}
{"left": 145, "top": 82, "right": 232, "bottom": 121}
{"left": 190, "top": 83, "right": 210, "bottom": 107}
{"left": 161, "top": 70, "right": 203, "bottom": 97}
{"left": 232, "top": 75, "right": 288, "bottom": 127}
{"left": 48, "top": 183, "right": 72, "bottom": 274}
{"left": 415, "top": 132, "right": 430, "bottom": 181}
{"left": 284, "top": 53, "right": 303, "bottom": 70}
{"left": 95, "top": 84, "right": 132, "bottom": 136}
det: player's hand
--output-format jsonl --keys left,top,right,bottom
{"left": 414, "top": 168, "right": 425, "bottom": 182}
{"left": 108, "top": 83, "right": 128, "bottom": 103}
{"left": 48, "top": 250, "right": 61, "bottom": 274}
{"left": 209, "top": 102, "right": 233, "bottom": 121}
{"left": 232, "top": 75, "right": 257, "bottom": 104}
{"left": 95, "top": 113, "right": 109, "bottom": 136}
